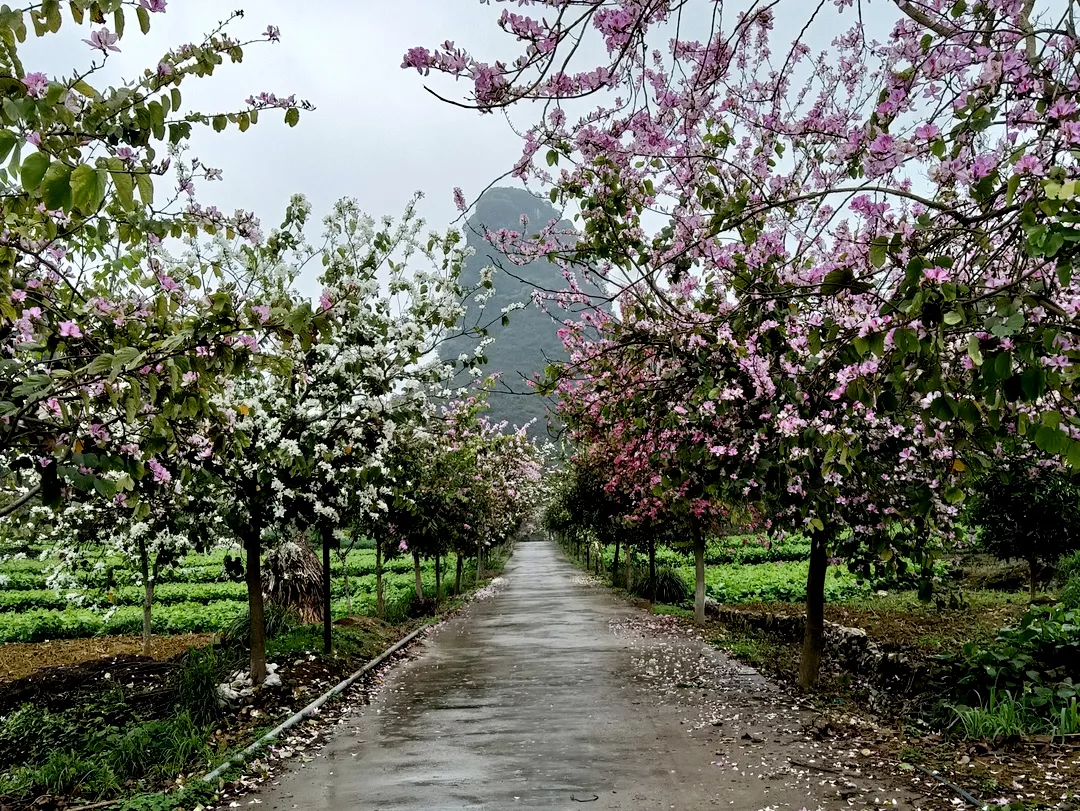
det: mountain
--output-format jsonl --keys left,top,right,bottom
{"left": 439, "top": 187, "right": 599, "bottom": 439}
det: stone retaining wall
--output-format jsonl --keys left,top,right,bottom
{"left": 709, "top": 605, "right": 955, "bottom": 710}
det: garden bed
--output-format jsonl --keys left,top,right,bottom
{"left": 0, "top": 634, "right": 215, "bottom": 684}
{"left": 731, "top": 590, "right": 1028, "bottom": 654}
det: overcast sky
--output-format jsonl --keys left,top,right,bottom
{"left": 23, "top": 0, "right": 914, "bottom": 299}
{"left": 25, "top": 1, "right": 540, "bottom": 296}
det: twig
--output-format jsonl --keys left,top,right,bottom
{"left": 67, "top": 801, "right": 119, "bottom": 811}
{"left": 788, "top": 758, "right": 850, "bottom": 776}
{"left": 914, "top": 764, "right": 983, "bottom": 807}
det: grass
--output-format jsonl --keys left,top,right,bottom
{"left": 951, "top": 689, "right": 1080, "bottom": 739}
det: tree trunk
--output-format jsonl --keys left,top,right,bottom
{"left": 585, "top": 540, "right": 591, "bottom": 569}
{"left": 138, "top": 538, "right": 153, "bottom": 656}
{"left": 693, "top": 524, "right": 706, "bottom": 625}
{"left": 455, "top": 553, "right": 463, "bottom": 595}
{"left": 322, "top": 528, "right": 332, "bottom": 655}
{"left": 799, "top": 530, "right": 829, "bottom": 690}
{"left": 412, "top": 550, "right": 423, "bottom": 600}
{"left": 245, "top": 530, "right": 267, "bottom": 686}
{"left": 476, "top": 541, "right": 483, "bottom": 583}
{"left": 917, "top": 556, "right": 934, "bottom": 603}
{"left": 1029, "top": 558, "right": 1038, "bottom": 601}
{"left": 376, "top": 537, "right": 385, "bottom": 620}
{"left": 612, "top": 534, "right": 620, "bottom": 587}
{"left": 626, "top": 549, "right": 632, "bottom": 591}
{"left": 648, "top": 536, "right": 657, "bottom": 604}
{"left": 435, "top": 550, "right": 442, "bottom": 604}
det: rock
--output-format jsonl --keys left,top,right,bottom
{"left": 264, "top": 672, "right": 283, "bottom": 688}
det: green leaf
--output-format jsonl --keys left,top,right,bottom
{"left": 170, "top": 88, "right": 181, "bottom": 111}
{"left": 113, "top": 7, "right": 124, "bottom": 38}
{"left": 70, "top": 164, "right": 106, "bottom": 213}
{"left": 994, "top": 351, "right": 1012, "bottom": 380}
{"left": 821, "top": 267, "right": 854, "bottom": 296}
{"left": 546, "top": 149, "right": 558, "bottom": 167}
{"left": 41, "top": 161, "right": 71, "bottom": 210}
{"left": 285, "top": 107, "right": 299, "bottom": 127}
{"left": 0, "top": 129, "right": 17, "bottom": 164}
{"left": 1034, "top": 425, "right": 1067, "bottom": 454}
{"left": 93, "top": 476, "right": 117, "bottom": 498}
{"left": 1021, "top": 367, "right": 1044, "bottom": 401}
{"left": 1006, "top": 173, "right": 1021, "bottom": 205}
{"left": 1066, "top": 439, "right": 1080, "bottom": 470}
{"left": 943, "top": 310, "right": 964, "bottom": 326}
{"left": 136, "top": 172, "right": 154, "bottom": 205}
{"left": 212, "top": 114, "right": 227, "bottom": 132}
{"left": 930, "top": 395, "right": 957, "bottom": 421}
{"left": 109, "top": 163, "right": 134, "bottom": 209}
{"left": 958, "top": 399, "right": 981, "bottom": 426}
{"left": 20, "top": 151, "right": 49, "bottom": 192}
{"left": 137, "top": 5, "right": 150, "bottom": 34}
{"left": 869, "top": 237, "right": 888, "bottom": 269}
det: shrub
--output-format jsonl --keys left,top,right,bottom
{"left": 956, "top": 605, "right": 1080, "bottom": 719}
{"left": 220, "top": 601, "right": 296, "bottom": 650}
{"left": 968, "top": 466, "right": 1080, "bottom": 598}
{"left": 630, "top": 566, "right": 689, "bottom": 604}
{"left": 175, "top": 647, "right": 236, "bottom": 725}
{"left": 1059, "top": 551, "right": 1080, "bottom": 610}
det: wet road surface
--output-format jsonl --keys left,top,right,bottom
{"left": 256, "top": 539, "right": 921, "bottom": 810}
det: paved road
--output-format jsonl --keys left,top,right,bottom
{"left": 256, "top": 539, "right": 920, "bottom": 810}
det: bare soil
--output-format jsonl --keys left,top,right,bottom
{"left": 0, "top": 633, "right": 215, "bottom": 684}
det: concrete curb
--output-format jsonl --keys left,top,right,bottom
{"left": 201, "top": 626, "right": 426, "bottom": 783}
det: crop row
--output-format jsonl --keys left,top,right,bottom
{"left": 0, "top": 567, "right": 454, "bottom": 643}
{"left": 0, "top": 550, "right": 428, "bottom": 591}
{"left": 673, "top": 561, "right": 870, "bottom": 604}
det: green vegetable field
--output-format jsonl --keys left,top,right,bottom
{"left": 0, "top": 545, "right": 462, "bottom": 644}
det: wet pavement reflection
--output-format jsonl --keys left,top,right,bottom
{"left": 255, "top": 539, "right": 920, "bottom": 811}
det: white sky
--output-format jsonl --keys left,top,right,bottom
{"left": 22, "top": 0, "right": 922, "bottom": 300}
{"left": 24, "top": 1, "right": 538, "bottom": 297}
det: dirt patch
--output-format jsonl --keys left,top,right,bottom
{"left": 0, "top": 633, "right": 214, "bottom": 684}
{"left": 731, "top": 599, "right": 1024, "bottom": 653}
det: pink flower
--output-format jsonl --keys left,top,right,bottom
{"left": 26, "top": 132, "right": 41, "bottom": 147}
{"left": 401, "top": 46, "right": 433, "bottom": 75}
{"left": 265, "top": 25, "right": 281, "bottom": 41}
{"left": 453, "top": 187, "right": 466, "bottom": 212}
{"left": 59, "top": 320, "right": 83, "bottom": 338}
{"left": 319, "top": 290, "right": 333, "bottom": 311}
{"left": 83, "top": 28, "right": 120, "bottom": 53}
{"left": 139, "top": 0, "right": 167, "bottom": 11}
{"left": 1048, "top": 97, "right": 1078, "bottom": 120}
{"left": 147, "top": 458, "right": 172, "bottom": 484}
{"left": 252, "top": 304, "right": 271, "bottom": 324}
{"left": 914, "top": 123, "right": 939, "bottom": 141}
{"left": 23, "top": 72, "right": 48, "bottom": 98}
{"left": 923, "top": 266, "right": 950, "bottom": 284}
{"left": 157, "top": 61, "right": 173, "bottom": 76}
{"left": 10, "top": 290, "right": 26, "bottom": 303}
{"left": 398, "top": 539, "right": 409, "bottom": 551}
{"left": 971, "top": 153, "right": 996, "bottom": 179}
{"left": 1013, "top": 154, "right": 1043, "bottom": 175}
